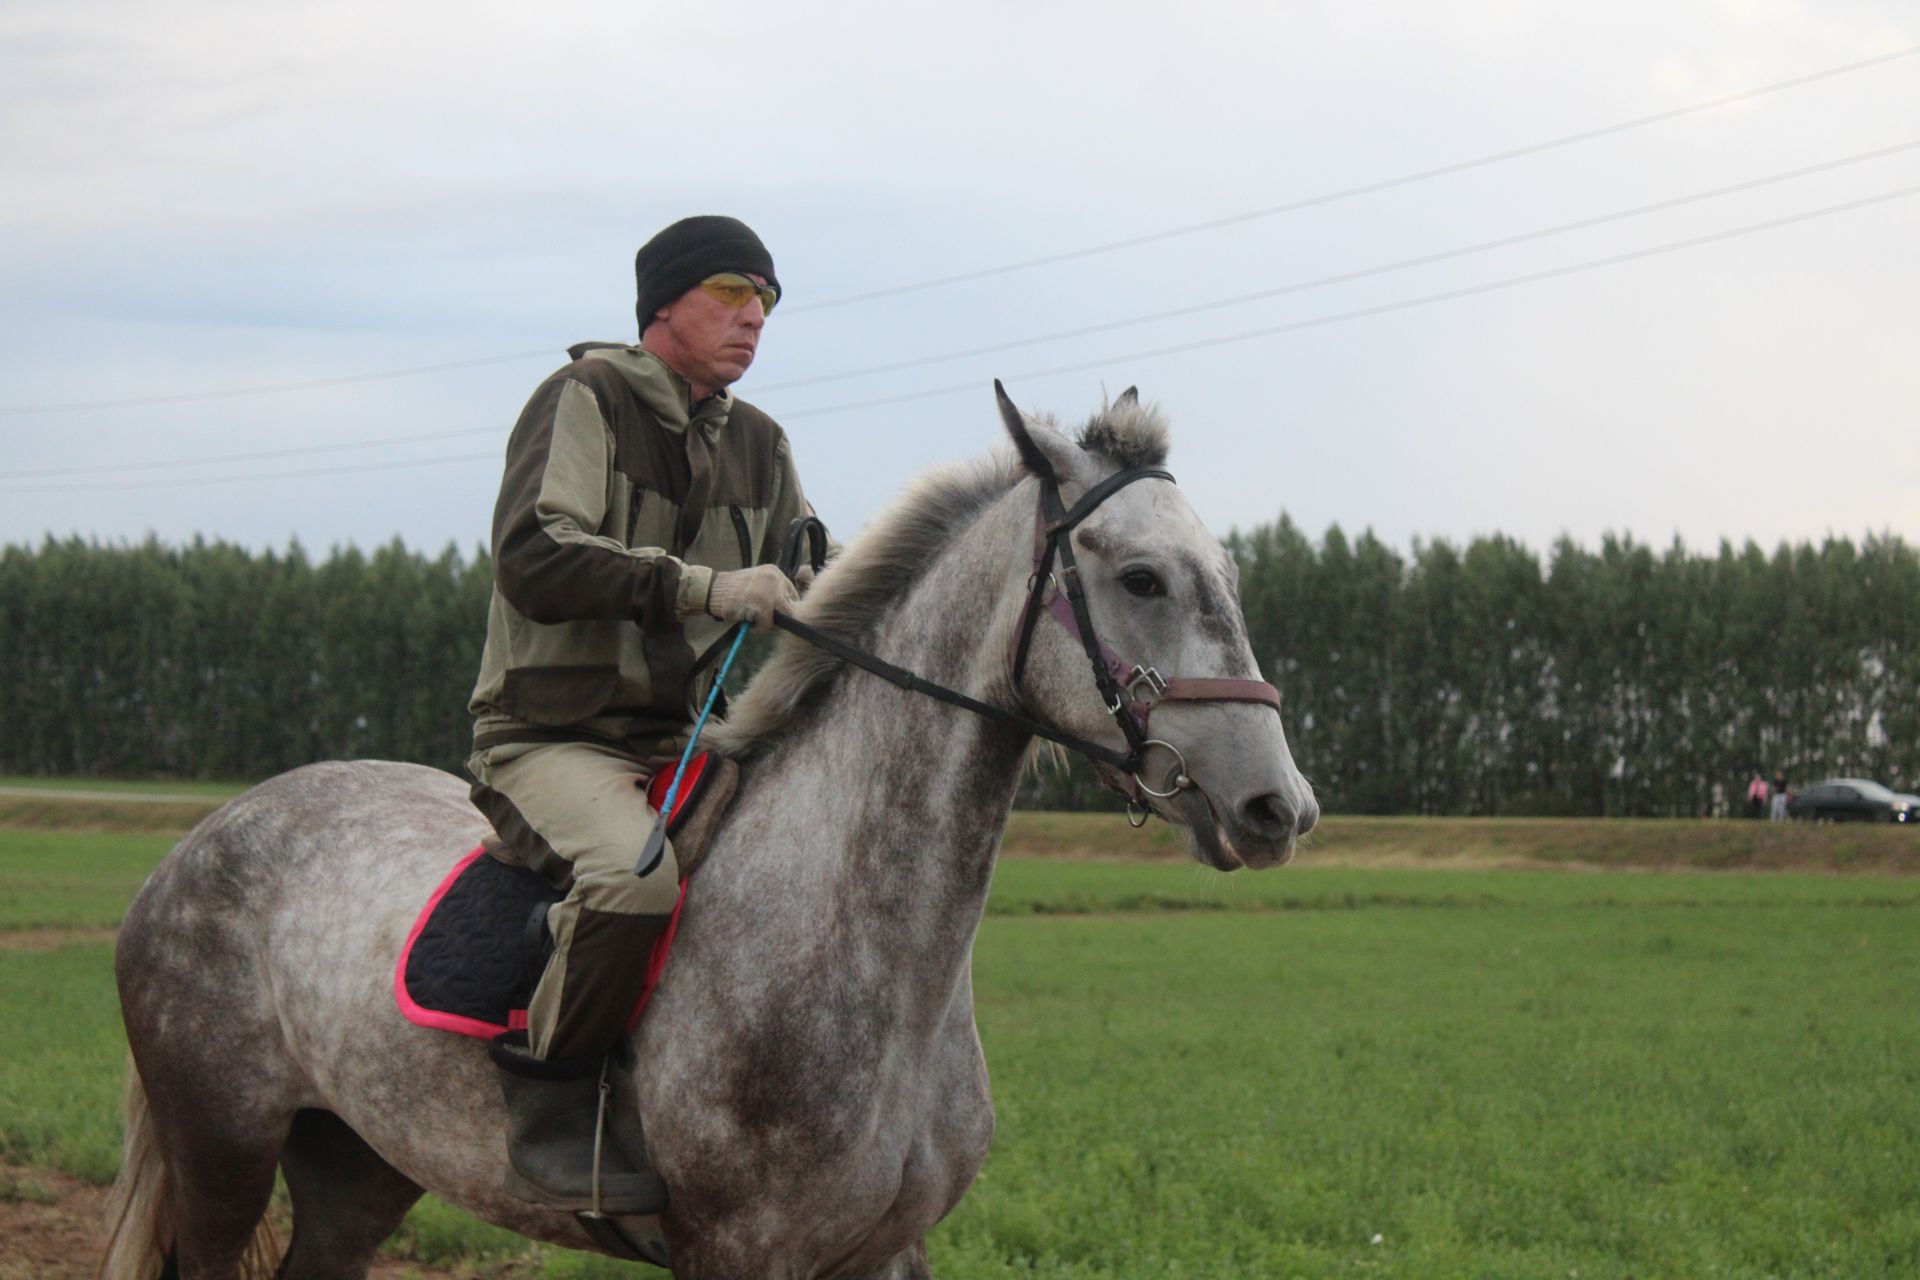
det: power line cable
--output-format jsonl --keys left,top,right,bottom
{"left": 0, "top": 351, "right": 554, "bottom": 418}
{"left": 771, "top": 182, "right": 1920, "bottom": 419}
{"left": 754, "top": 138, "right": 1920, "bottom": 392}
{"left": 12, "top": 137, "right": 1913, "bottom": 481}
{"left": 4, "top": 180, "right": 1913, "bottom": 493}
{"left": 779, "top": 43, "right": 1920, "bottom": 314}
{"left": 0, "top": 451, "right": 503, "bottom": 494}
{"left": 4, "top": 426, "right": 505, "bottom": 481}
{"left": 1, "top": 43, "right": 1912, "bottom": 420}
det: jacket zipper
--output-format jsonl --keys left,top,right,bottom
{"left": 729, "top": 505, "right": 752, "bottom": 567}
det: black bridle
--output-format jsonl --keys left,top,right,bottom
{"left": 768, "top": 467, "right": 1282, "bottom": 818}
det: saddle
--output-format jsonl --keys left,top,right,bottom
{"left": 395, "top": 752, "right": 739, "bottom": 1040}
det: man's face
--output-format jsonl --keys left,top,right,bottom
{"left": 642, "top": 272, "right": 770, "bottom": 399}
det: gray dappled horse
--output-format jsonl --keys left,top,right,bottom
{"left": 104, "top": 388, "right": 1317, "bottom": 1280}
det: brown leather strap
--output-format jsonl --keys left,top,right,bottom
{"left": 1157, "top": 678, "right": 1281, "bottom": 712}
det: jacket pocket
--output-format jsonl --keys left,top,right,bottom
{"left": 498, "top": 664, "right": 621, "bottom": 726}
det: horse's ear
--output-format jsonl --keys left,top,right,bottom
{"left": 1115, "top": 386, "right": 1139, "bottom": 407}
{"left": 994, "top": 379, "right": 1058, "bottom": 485}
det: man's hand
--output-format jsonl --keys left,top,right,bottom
{"left": 706, "top": 565, "right": 800, "bottom": 631}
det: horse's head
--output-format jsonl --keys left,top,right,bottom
{"left": 995, "top": 382, "right": 1317, "bottom": 870}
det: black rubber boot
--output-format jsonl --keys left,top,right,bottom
{"left": 488, "top": 1032, "right": 667, "bottom": 1215}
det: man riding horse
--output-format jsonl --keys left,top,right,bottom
{"left": 466, "top": 215, "right": 823, "bottom": 1212}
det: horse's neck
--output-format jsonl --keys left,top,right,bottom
{"left": 728, "top": 500, "right": 1030, "bottom": 953}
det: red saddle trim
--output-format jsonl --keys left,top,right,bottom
{"left": 646, "top": 751, "right": 711, "bottom": 830}
{"left": 394, "top": 846, "right": 496, "bottom": 1039}
{"left": 394, "top": 845, "right": 689, "bottom": 1040}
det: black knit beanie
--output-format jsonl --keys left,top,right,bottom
{"left": 634, "top": 215, "right": 780, "bottom": 335}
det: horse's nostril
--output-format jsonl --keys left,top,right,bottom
{"left": 1241, "top": 793, "right": 1296, "bottom": 839}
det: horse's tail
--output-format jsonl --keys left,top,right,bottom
{"left": 99, "top": 1059, "right": 173, "bottom": 1280}
{"left": 98, "top": 1060, "right": 281, "bottom": 1280}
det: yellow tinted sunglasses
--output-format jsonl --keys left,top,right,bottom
{"left": 698, "top": 272, "right": 779, "bottom": 316}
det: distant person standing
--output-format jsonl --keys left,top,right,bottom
{"left": 1770, "top": 769, "right": 1790, "bottom": 822}
{"left": 1746, "top": 772, "right": 1769, "bottom": 819}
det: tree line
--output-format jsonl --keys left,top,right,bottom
{"left": 1225, "top": 520, "right": 1920, "bottom": 816}
{"left": 4, "top": 527, "right": 1916, "bottom": 814}
{"left": 0, "top": 537, "right": 492, "bottom": 780}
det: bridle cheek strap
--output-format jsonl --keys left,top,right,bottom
{"left": 1007, "top": 469, "right": 1284, "bottom": 810}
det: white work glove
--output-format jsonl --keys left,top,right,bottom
{"left": 705, "top": 565, "right": 800, "bottom": 632}
{"left": 794, "top": 563, "right": 818, "bottom": 593}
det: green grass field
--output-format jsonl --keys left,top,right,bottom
{"left": 3, "top": 825, "right": 1918, "bottom": 1276}
{"left": 0, "top": 832, "right": 176, "bottom": 930}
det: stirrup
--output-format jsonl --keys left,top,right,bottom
{"left": 586, "top": 1056, "right": 615, "bottom": 1219}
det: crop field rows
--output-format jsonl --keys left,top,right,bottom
{"left": 2, "top": 803, "right": 1918, "bottom": 1278}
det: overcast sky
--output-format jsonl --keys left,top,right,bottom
{"left": 2, "top": 1, "right": 1916, "bottom": 562}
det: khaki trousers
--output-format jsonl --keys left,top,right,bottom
{"left": 467, "top": 740, "right": 681, "bottom": 1061}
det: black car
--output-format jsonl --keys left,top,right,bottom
{"left": 1788, "top": 778, "right": 1919, "bottom": 823}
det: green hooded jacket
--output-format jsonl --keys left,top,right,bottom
{"left": 469, "top": 343, "right": 818, "bottom": 763}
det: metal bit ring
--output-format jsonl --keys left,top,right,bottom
{"left": 1131, "top": 739, "right": 1192, "bottom": 799}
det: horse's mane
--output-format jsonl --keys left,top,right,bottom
{"left": 708, "top": 394, "right": 1169, "bottom": 759}
{"left": 705, "top": 453, "right": 1016, "bottom": 759}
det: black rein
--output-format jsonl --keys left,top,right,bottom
{"left": 751, "top": 465, "right": 1284, "bottom": 811}
{"left": 768, "top": 610, "right": 1139, "bottom": 774}
{"left": 763, "top": 468, "right": 1174, "bottom": 783}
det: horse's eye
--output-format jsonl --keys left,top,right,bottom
{"left": 1120, "top": 568, "right": 1164, "bottom": 598}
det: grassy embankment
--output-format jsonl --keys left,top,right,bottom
{"left": 5, "top": 775, "right": 1918, "bottom": 873}
{"left": 0, "top": 776, "right": 249, "bottom": 800}
{"left": 3, "top": 786, "right": 1918, "bottom": 1277}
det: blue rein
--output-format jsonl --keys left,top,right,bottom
{"left": 633, "top": 622, "right": 747, "bottom": 879}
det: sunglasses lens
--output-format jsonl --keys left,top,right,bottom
{"left": 702, "top": 273, "right": 778, "bottom": 315}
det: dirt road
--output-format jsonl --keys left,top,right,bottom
{"left": 0, "top": 1164, "right": 498, "bottom": 1279}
